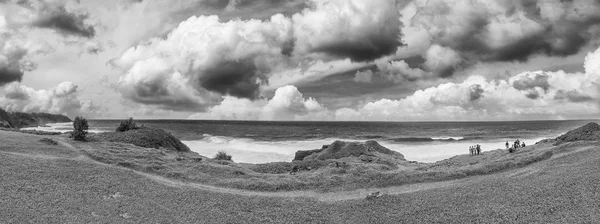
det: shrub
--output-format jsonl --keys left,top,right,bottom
{"left": 116, "top": 117, "right": 139, "bottom": 132}
{"left": 214, "top": 151, "right": 232, "bottom": 161}
{"left": 71, "top": 116, "right": 89, "bottom": 141}
{"left": 39, "top": 137, "right": 58, "bottom": 145}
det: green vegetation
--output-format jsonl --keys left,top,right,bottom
{"left": 93, "top": 126, "right": 191, "bottom": 152}
{"left": 214, "top": 151, "right": 233, "bottom": 161}
{"left": 38, "top": 138, "right": 58, "bottom": 145}
{"left": 71, "top": 116, "right": 89, "bottom": 141}
{"left": 0, "top": 107, "right": 71, "bottom": 128}
{"left": 116, "top": 117, "right": 139, "bottom": 132}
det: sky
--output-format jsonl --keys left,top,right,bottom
{"left": 1, "top": 0, "right": 600, "bottom": 121}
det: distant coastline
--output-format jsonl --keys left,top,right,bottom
{"left": 0, "top": 108, "right": 71, "bottom": 129}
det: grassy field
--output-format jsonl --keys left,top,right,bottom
{"left": 2, "top": 130, "right": 600, "bottom": 223}
{"left": 72, "top": 131, "right": 560, "bottom": 192}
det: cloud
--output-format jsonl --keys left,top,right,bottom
{"left": 190, "top": 45, "right": 600, "bottom": 121}
{"left": 468, "top": 84, "right": 484, "bottom": 101}
{"left": 292, "top": 0, "right": 402, "bottom": 62}
{"left": 0, "top": 81, "right": 101, "bottom": 117}
{"left": 353, "top": 70, "right": 372, "bottom": 83}
{"left": 4, "top": 0, "right": 96, "bottom": 38}
{"left": 398, "top": 0, "right": 600, "bottom": 77}
{"left": 189, "top": 85, "right": 330, "bottom": 120}
{"left": 375, "top": 59, "right": 428, "bottom": 83}
{"left": 0, "top": 27, "right": 32, "bottom": 86}
{"left": 554, "top": 90, "right": 593, "bottom": 102}
{"left": 331, "top": 46, "right": 600, "bottom": 121}
{"left": 112, "top": 14, "right": 294, "bottom": 110}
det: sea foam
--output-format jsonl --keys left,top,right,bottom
{"left": 184, "top": 134, "right": 549, "bottom": 164}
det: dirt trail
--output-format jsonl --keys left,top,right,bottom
{"left": 12, "top": 138, "right": 598, "bottom": 202}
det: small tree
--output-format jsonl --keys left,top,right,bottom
{"left": 72, "top": 116, "right": 89, "bottom": 141}
{"left": 214, "top": 151, "right": 232, "bottom": 161}
{"left": 116, "top": 117, "right": 138, "bottom": 132}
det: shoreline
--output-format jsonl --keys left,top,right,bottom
{"left": 17, "top": 123, "right": 552, "bottom": 164}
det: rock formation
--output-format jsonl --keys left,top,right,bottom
{"left": 294, "top": 140, "right": 405, "bottom": 162}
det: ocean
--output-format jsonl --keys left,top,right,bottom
{"left": 25, "top": 120, "right": 598, "bottom": 164}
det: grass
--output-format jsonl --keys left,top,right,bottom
{"left": 91, "top": 127, "right": 190, "bottom": 152}
{"left": 72, "top": 135, "right": 564, "bottom": 192}
{"left": 39, "top": 138, "right": 58, "bottom": 145}
{"left": 4, "top": 130, "right": 600, "bottom": 223}
{"left": 0, "top": 128, "right": 62, "bottom": 135}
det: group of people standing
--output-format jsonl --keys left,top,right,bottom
{"left": 506, "top": 139, "right": 526, "bottom": 153}
{"left": 469, "top": 144, "right": 482, "bottom": 156}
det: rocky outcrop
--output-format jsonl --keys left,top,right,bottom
{"left": 0, "top": 108, "right": 71, "bottom": 128}
{"left": 96, "top": 127, "right": 191, "bottom": 152}
{"left": 556, "top": 122, "right": 600, "bottom": 142}
{"left": 294, "top": 140, "right": 405, "bottom": 161}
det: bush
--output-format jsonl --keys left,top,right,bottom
{"left": 71, "top": 116, "right": 89, "bottom": 141}
{"left": 116, "top": 117, "right": 139, "bottom": 132}
{"left": 39, "top": 138, "right": 58, "bottom": 145}
{"left": 214, "top": 151, "right": 232, "bottom": 161}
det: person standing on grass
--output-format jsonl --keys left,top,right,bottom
{"left": 522, "top": 142, "right": 526, "bottom": 148}
{"left": 506, "top": 141, "right": 509, "bottom": 149}
{"left": 476, "top": 144, "right": 481, "bottom": 155}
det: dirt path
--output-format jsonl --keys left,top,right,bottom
{"left": 15, "top": 139, "right": 597, "bottom": 202}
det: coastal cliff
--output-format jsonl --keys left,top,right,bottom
{"left": 0, "top": 108, "right": 71, "bottom": 129}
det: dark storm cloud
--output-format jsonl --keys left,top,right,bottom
{"left": 196, "top": 59, "right": 262, "bottom": 99}
{"left": 0, "top": 65, "right": 23, "bottom": 86}
{"left": 512, "top": 73, "right": 550, "bottom": 92}
{"left": 554, "top": 90, "right": 594, "bottom": 102}
{"left": 32, "top": 5, "right": 96, "bottom": 38}
{"left": 469, "top": 84, "right": 484, "bottom": 101}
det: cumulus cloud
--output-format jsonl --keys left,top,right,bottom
{"left": 398, "top": 0, "right": 600, "bottom": 77}
{"left": 190, "top": 45, "right": 600, "bottom": 121}
{"left": 0, "top": 81, "right": 100, "bottom": 117}
{"left": 375, "top": 59, "right": 428, "bottom": 83}
{"left": 333, "top": 46, "right": 600, "bottom": 121}
{"left": 112, "top": 14, "right": 294, "bottom": 110}
{"left": 113, "top": 0, "right": 404, "bottom": 111}
{"left": 4, "top": 0, "right": 96, "bottom": 38}
{"left": 0, "top": 26, "right": 34, "bottom": 86}
{"left": 292, "top": 0, "right": 402, "bottom": 62}
{"left": 189, "top": 85, "right": 330, "bottom": 120}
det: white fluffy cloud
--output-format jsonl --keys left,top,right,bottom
{"left": 189, "top": 85, "right": 330, "bottom": 121}
{"left": 112, "top": 14, "right": 294, "bottom": 110}
{"left": 0, "top": 81, "right": 100, "bottom": 117}
{"left": 112, "top": 0, "right": 403, "bottom": 111}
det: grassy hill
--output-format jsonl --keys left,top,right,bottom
{"left": 0, "top": 108, "right": 71, "bottom": 128}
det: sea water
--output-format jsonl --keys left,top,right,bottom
{"left": 29, "top": 120, "right": 598, "bottom": 163}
